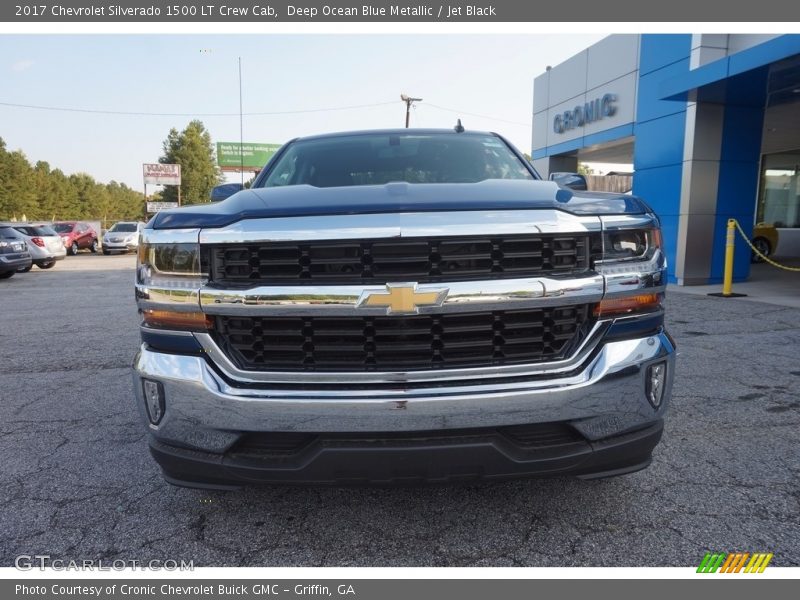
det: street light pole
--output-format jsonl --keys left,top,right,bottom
{"left": 400, "top": 94, "right": 422, "bottom": 128}
{"left": 239, "top": 57, "right": 244, "bottom": 185}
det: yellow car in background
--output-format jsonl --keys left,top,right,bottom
{"left": 751, "top": 222, "right": 779, "bottom": 263}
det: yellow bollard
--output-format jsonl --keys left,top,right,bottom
{"left": 722, "top": 219, "right": 736, "bottom": 296}
{"left": 709, "top": 218, "right": 747, "bottom": 298}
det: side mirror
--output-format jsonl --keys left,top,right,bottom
{"left": 549, "top": 172, "right": 588, "bottom": 191}
{"left": 210, "top": 183, "right": 244, "bottom": 202}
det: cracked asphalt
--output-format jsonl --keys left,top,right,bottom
{"left": 1, "top": 254, "right": 798, "bottom": 567}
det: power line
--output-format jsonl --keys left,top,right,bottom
{"left": 0, "top": 100, "right": 398, "bottom": 117}
{"left": 0, "top": 98, "right": 532, "bottom": 127}
{"left": 424, "top": 102, "right": 532, "bottom": 127}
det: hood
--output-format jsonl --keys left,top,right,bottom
{"left": 150, "top": 179, "right": 651, "bottom": 230}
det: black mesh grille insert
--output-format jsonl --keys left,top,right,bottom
{"left": 230, "top": 423, "right": 586, "bottom": 457}
{"left": 214, "top": 305, "right": 593, "bottom": 372}
{"left": 211, "top": 234, "right": 593, "bottom": 284}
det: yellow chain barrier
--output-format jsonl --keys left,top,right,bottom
{"left": 714, "top": 219, "right": 800, "bottom": 297}
{"left": 731, "top": 219, "right": 800, "bottom": 273}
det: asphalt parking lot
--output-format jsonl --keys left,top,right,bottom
{"left": 1, "top": 253, "right": 798, "bottom": 567}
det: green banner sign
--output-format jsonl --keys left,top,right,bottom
{"left": 216, "top": 142, "right": 282, "bottom": 169}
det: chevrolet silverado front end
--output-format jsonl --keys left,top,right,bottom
{"left": 132, "top": 129, "right": 675, "bottom": 488}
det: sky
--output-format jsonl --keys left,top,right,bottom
{"left": 0, "top": 34, "right": 604, "bottom": 191}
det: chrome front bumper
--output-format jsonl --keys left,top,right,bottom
{"left": 132, "top": 330, "right": 675, "bottom": 454}
{"left": 104, "top": 243, "right": 137, "bottom": 251}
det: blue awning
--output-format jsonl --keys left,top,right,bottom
{"left": 659, "top": 35, "right": 800, "bottom": 105}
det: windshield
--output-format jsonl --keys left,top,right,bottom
{"left": 260, "top": 133, "right": 534, "bottom": 189}
{"left": 109, "top": 223, "right": 137, "bottom": 232}
{"left": 53, "top": 223, "right": 74, "bottom": 233}
{"left": 0, "top": 227, "right": 21, "bottom": 238}
{"left": 14, "top": 226, "right": 56, "bottom": 236}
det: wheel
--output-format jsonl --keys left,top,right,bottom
{"left": 751, "top": 237, "right": 771, "bottom": 263}
{"left": 17, "top": 264, "right": 32, "bottom": 273}
{"left": 36, "top": 260, "right": 56, "bottom": 269}
{"left": 0, "top": 271, "right": 15, "bottom": 279}
{"left": 90, "top": 240, "right": 98, "bottom": 253}
{"left": 69, "top": 242, "right": 79, "bottom": 256}
{"left": 103, "top": 249, "right": 111, "bottom": 256}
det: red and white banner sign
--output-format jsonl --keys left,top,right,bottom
{"left": 143, "top": 163, "right": 181, "bottom": 186}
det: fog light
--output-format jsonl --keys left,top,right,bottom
{"left": 645, "top": 362, "right": 666, "bottom": 408}
{"left": 142, "top": 379, "right": 165, "bottom": 425}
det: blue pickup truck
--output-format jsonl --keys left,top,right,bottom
{"left": 132, "top": 127, "right": 674, "bottom": 488}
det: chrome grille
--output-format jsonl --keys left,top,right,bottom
{"left": 210, "top": 234, "right": 593, "bottom": 284}
{"left": 214, "top": 305, "right": 593, "bottom": 372}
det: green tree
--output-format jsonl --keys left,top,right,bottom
{"left": 69, "top": 173, "right": 97, "bottom": 218}
{"left": 0, "top": 143, "right": 36, "bottom": 220}
{"left": 32, "top": 161, "right": 57, "bottom": 220}
{"left": 0, "top": 136, "right": 146, "bottom": 221}
{"left": 159, "top": 120, "right": 223, "bottom": 205}
{"left": 48, "top": 169, "right": 79, "bottom": 220}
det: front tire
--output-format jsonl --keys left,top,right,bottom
{"left": 751, "top": 237, "right": 771, "bottom": 263}
{"left": 0, "top": 271, "right": 15, "bottom": 279}
{"left": 36, "top": 260, "right": 56, "bottom": 269}
{"left": 69, "top": 242, "right": 79, "bottom": 256}
{"left": 90, "top": 240, "right": 98, "bottom": 253}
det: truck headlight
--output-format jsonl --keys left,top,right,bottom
{"left": 137, "top": 242, "right": 206, "bottom": 287}
{"left": 594, "top": 220, "right": 665, "bottom": 317}
{"left": 597, "top": 227, "right": 661, "bottom": 266}
{"left": 137, "top": 242, "right": 210, "bottom": 331}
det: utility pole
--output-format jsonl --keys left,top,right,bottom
{"left": 239, "top": 57, "right": 244, "bottom": 185}
{"left": 400, "top": 94, "right": 422, "bottom": 128}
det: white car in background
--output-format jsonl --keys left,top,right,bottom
{"left": 103, "top": 221, "right": 145, "bottom": 255}
{"left": 13, "top": 224, "right": 67, "bottom": 271}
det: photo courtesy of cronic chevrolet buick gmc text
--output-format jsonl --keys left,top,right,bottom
{"left": 132, "top": 127, "right": 675, "bottom": 489}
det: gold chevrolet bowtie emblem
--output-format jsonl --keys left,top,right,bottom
{"left": 357, "top": 283, "right": 449, "bottom": 315}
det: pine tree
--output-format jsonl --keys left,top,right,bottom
{"left": 159, "top": 120, "right": 223, "bottom": 205}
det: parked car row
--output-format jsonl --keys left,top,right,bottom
{"left": 53, "top": 221, "right": 99, "bottom": 255}
{"left": 102, "top": 221, "right": 145, "bottom": 255}
{"left": 11, "top": 224, "right": 66, "bottom": 271}
{"left": 0, "top": 224, "right": 32, "bottom": 279}
{"left": 0, "top": 220, "right": 145, "bottom": 280}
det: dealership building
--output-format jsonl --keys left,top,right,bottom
{"left": 532, "top": 34, "right": 800, "bottom": 284}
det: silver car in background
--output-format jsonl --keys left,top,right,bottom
{"left": 103, "top": 221, "right": 144, "bottom": 255}
{"left": 13, "top": 224, "right": 67, "bottom": 271}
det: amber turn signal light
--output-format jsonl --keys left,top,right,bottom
{"left": 593, "top": 293, "right": 662, "bottom": 317}
{"left": 141, "top": 309, "right": 213, "bottom": 331}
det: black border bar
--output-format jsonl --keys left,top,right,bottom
{"left": 3, "top": 0, "right": 800, "bottom": 22}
